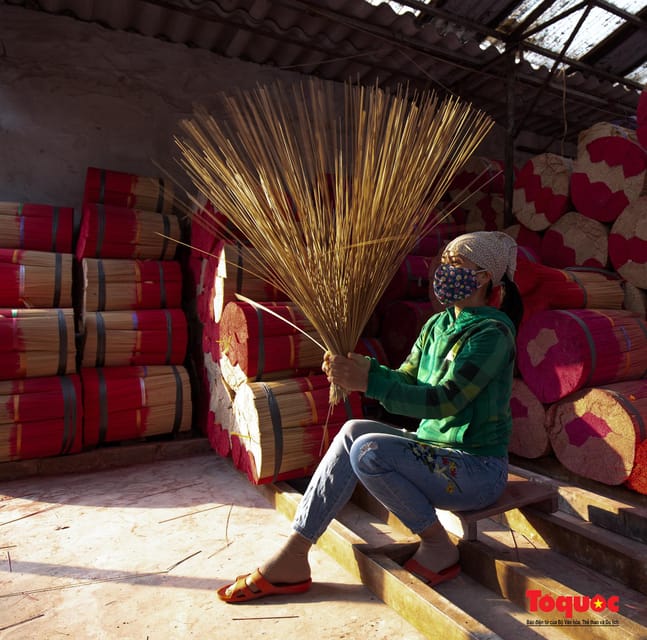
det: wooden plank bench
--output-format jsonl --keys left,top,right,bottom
{"left": 352, "top": 472, "right": 559, "bottom": 541}
{"left": 436, "top": 472, "right": 559, "bottom": 540}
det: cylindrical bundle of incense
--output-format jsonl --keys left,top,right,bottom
{"left": 0, "top": 249, "right": 73, "bottom": 308}
{"left": 462, "top": 193, "right": 504, "bottom": 232}
{"left": 75, "top": 204, "right": 181, "bottom": 260}
{"left": 0, "top": 202, "right": 79, "bottom": 252}
{"left": 81, "top": 309, "right": 188, "bottom": 367}
{"left": 0, "top": 374, "right": 83, "bottom": 462}
{"left": 203, "top": 352, "right": 235, "bottom": 457}
{"left": 212, "top": 242, "right": 287, "bottom": 323}
{"left": 448, "top": 156, "right": 506, "bottom": 198}
{"left": 546, "top": 380, "right": 647, "bottom": 488}
{"left": 410, "top": 221, "right": 465, "bottom": 257}
{"left": 571, "top": 122, "right": 647, "bottom": 223}
{"left": 0, "top": 309, "right": 76, "bottom": 380}
{"left": 539, "top": 211, "right": 609, "bottom": 269}
{"left": 508, "top": 378, "right": 551, "bottom": 459}
{"left": 608, "top": 196, "right": 647, "bottom": 289}
{"left": 219, "top": 300, "right": 323, "bottom": 384}
{"left": 380, "top": 254, "right": 432, "bottom": 308}
{"left": 83, "top": 166, "right": 175, "bottom": 214}
{"left": 503, "top": 223, "right": 543, "bottom": 256}
{"left": 232, "top": 374, "right": 363, "bottom": 484}
{"left": 81, "top": 257, "right": 183, "bottom": 311}
{"left": 623, "top": 282, "right": 647, "bottom": 317}
{"left": 513, "top": 153, "right": 572, "bottom": 231}
{"left": 380, "top": 300, "right": 437, "bottom": 368}
{"left": 81, "top": 365, "right": 192, "bottom": 446}
{"left": 516, "top": 308, "right": 647, "bottom": 403}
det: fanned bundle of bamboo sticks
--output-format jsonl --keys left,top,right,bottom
{"left": 176, "top": 78, "right": 493, "bottom": 402}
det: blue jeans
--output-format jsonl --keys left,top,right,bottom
{"left": 293, "top": 419, "right": 508, "bottom": 543}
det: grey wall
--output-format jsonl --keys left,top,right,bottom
{"left": 1, "top": 5, "right": 537, "bottom": 212}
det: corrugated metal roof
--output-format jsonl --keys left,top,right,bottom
{"left": 3, "top": 0, "right": 646, "bottom": 151}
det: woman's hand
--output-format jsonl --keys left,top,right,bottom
{"left": 322, "top": 351, "right": 370, "bottom": 392}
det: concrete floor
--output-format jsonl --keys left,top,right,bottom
{"left": 0, "top": 452, "right": 430, "bottom": 640}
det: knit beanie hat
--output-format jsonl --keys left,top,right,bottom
{"left": 444, "top": 231, "right": 518, "bottom": 285}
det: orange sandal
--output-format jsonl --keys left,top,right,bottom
{"left": 217, "top": 569, "right": 312, "bottom": 603}
{"left": 404, "top": 558, "right": 461, "bottom": 586}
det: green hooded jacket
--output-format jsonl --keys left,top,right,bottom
{"left": 365, "top": 306, "right": 516, "bottom": 457}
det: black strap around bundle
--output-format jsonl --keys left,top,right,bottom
{"left": 261, "top": 383, "right": 283, "bottom": 483}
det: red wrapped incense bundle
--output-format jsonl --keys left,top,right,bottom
{"left": 0, "top": 202, "right": 78, "bottom": 252}
{"left": 638, "top": 90, "right": 647, "bottom": 150}
{"left": 82, "top": 258, "right": 183, "bottom": 311}
{"left": 81, "top": 309, "right": 188, "bottom": 367}
{"left": 203, "top": 352, "right": 235, "bottom": 450}
{"left": 380, "top": 301, "right": 436, "bottom": 368}
{"left": 539, "top": 211, "right": 608, "bottom": 269}
{"left": 354, "top": 337, "right": 390, "bottom": 367}
{"left": 83, "top": 167, "right": 175, "bottom": 214}
{"left": 513, "top": 153, "right": 572, "bottom": 231}
{"left": 232, "top": 374, "right": 362, "bottom": 484}
{"left": 546, "top": 380, "right": 647, "bottom": 487}
{"left": 81, "top": 365, "right": 192, "bottom": 446}
{"left": 0, "top": 249, "right": 73, "bottom": 308}
{"left": 0, "top": 375, "right": 83, "bottom": 462}
{"left": 75, "top": 204, "right": 181, "bottom": 260}
{"left": 508, "top": 378, "right": 550, "bottom": 459}
{"left": 463, "top": 193, "right": 504, "bottom": 232}
{"left": 219, "top": 300, "right": 322, "bottom": 383}
{"left": 448, "top": 156, "right": 506, "bottom": 197}
{"left": 410, "top": 221, "right": 465, "bottom": 257}
{"left": 212, "top": 242, "right": 287, "bottom": 323}
{"left": 0, "top": 309, "right": 75, "bottom": 380}
{"left": 623, "top": 282, "right": 647, "bottom": 317}
{"left": 503, "top": 223, "right": 542, "bottom": 256}
{"left": 608, "top": 196, "right": 647, "bottom": 289}
{"left": 516, "top": 309, "right": 647, "bottom": 403}
{"left": 571, "top": 122, "right": 647, "bottom": 223}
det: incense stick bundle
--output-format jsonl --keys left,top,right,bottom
{"left": 0, "top": 202, "right": 79, "bottom": 252}
{"left": 81, "top": 258, "right": 183, "bottom": 312}
{"left": 0, "top": 249, "right": 73, "bottom": 308}
{"left": 232, "top": 374, "right": 363, "bottom": 484}
{"left": 571, "top": 122, "right": 647, "bottom": 223}
{"left": 448, "top": 156, "right": 506, "bottom": 199}
{"left": 220, "top": 300, "right": 323, "bottom": 384}
{"left": 75, "top": 204, "right": 181, "bottom": 260}
{"left": 463, "top": 193, "right": 504, "bottom": 232}
{"left": 513, "top": 153, "right": 572, "bottom": 231}
{"left": 0, "top": 309, "right": 75, "bottom": 380}
{"left": 503, "top": 223, "right": 543, "bottom": 256}
{"left": 213, "top": 242, "right": 287, "bottom": 323}
{"left": 84, "top": 167, "right": 175, "bottom": 214}
{"left": 380, "top": 254, "right": 432, "bottom": 307}
{"left": 623, "top": 282, "right": 647, "bottom": 316}
{"left": 380, "top": 301, "right": 437, "bottom": 368}
{"left": 409, "top": 221, "right": 465, "bottom": 257}
{"left": 81, "top": 309, "right": 188, "bottom": 367}
{"left": 539, "top": 211, "right": 608, "bottom": 269}
{"left": 176, "top": 78, "right": 494, "bottom": 404}
{"left": 204, "top": 352, "right": 235, "bottom": 452}
{"left": 0, "top": 374, "right": 82, "bottom": 462}
{"left": 81, "top": 365, "right": 192, "bottom": 446}
{"left": 609, "top": 196, "right": 647, "bottom": 288}
{"left": 547, "top": 380, "right": 647, "bottom": 487}
{"left": 508, "top": 378, "right": 551, "bottom": 459}
{"left": 517, "top": 309, "right": 647, "bottom": 403}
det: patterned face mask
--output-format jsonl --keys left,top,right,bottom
{"left": 433, "top": 263, "right": 484, "bottom": 305}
